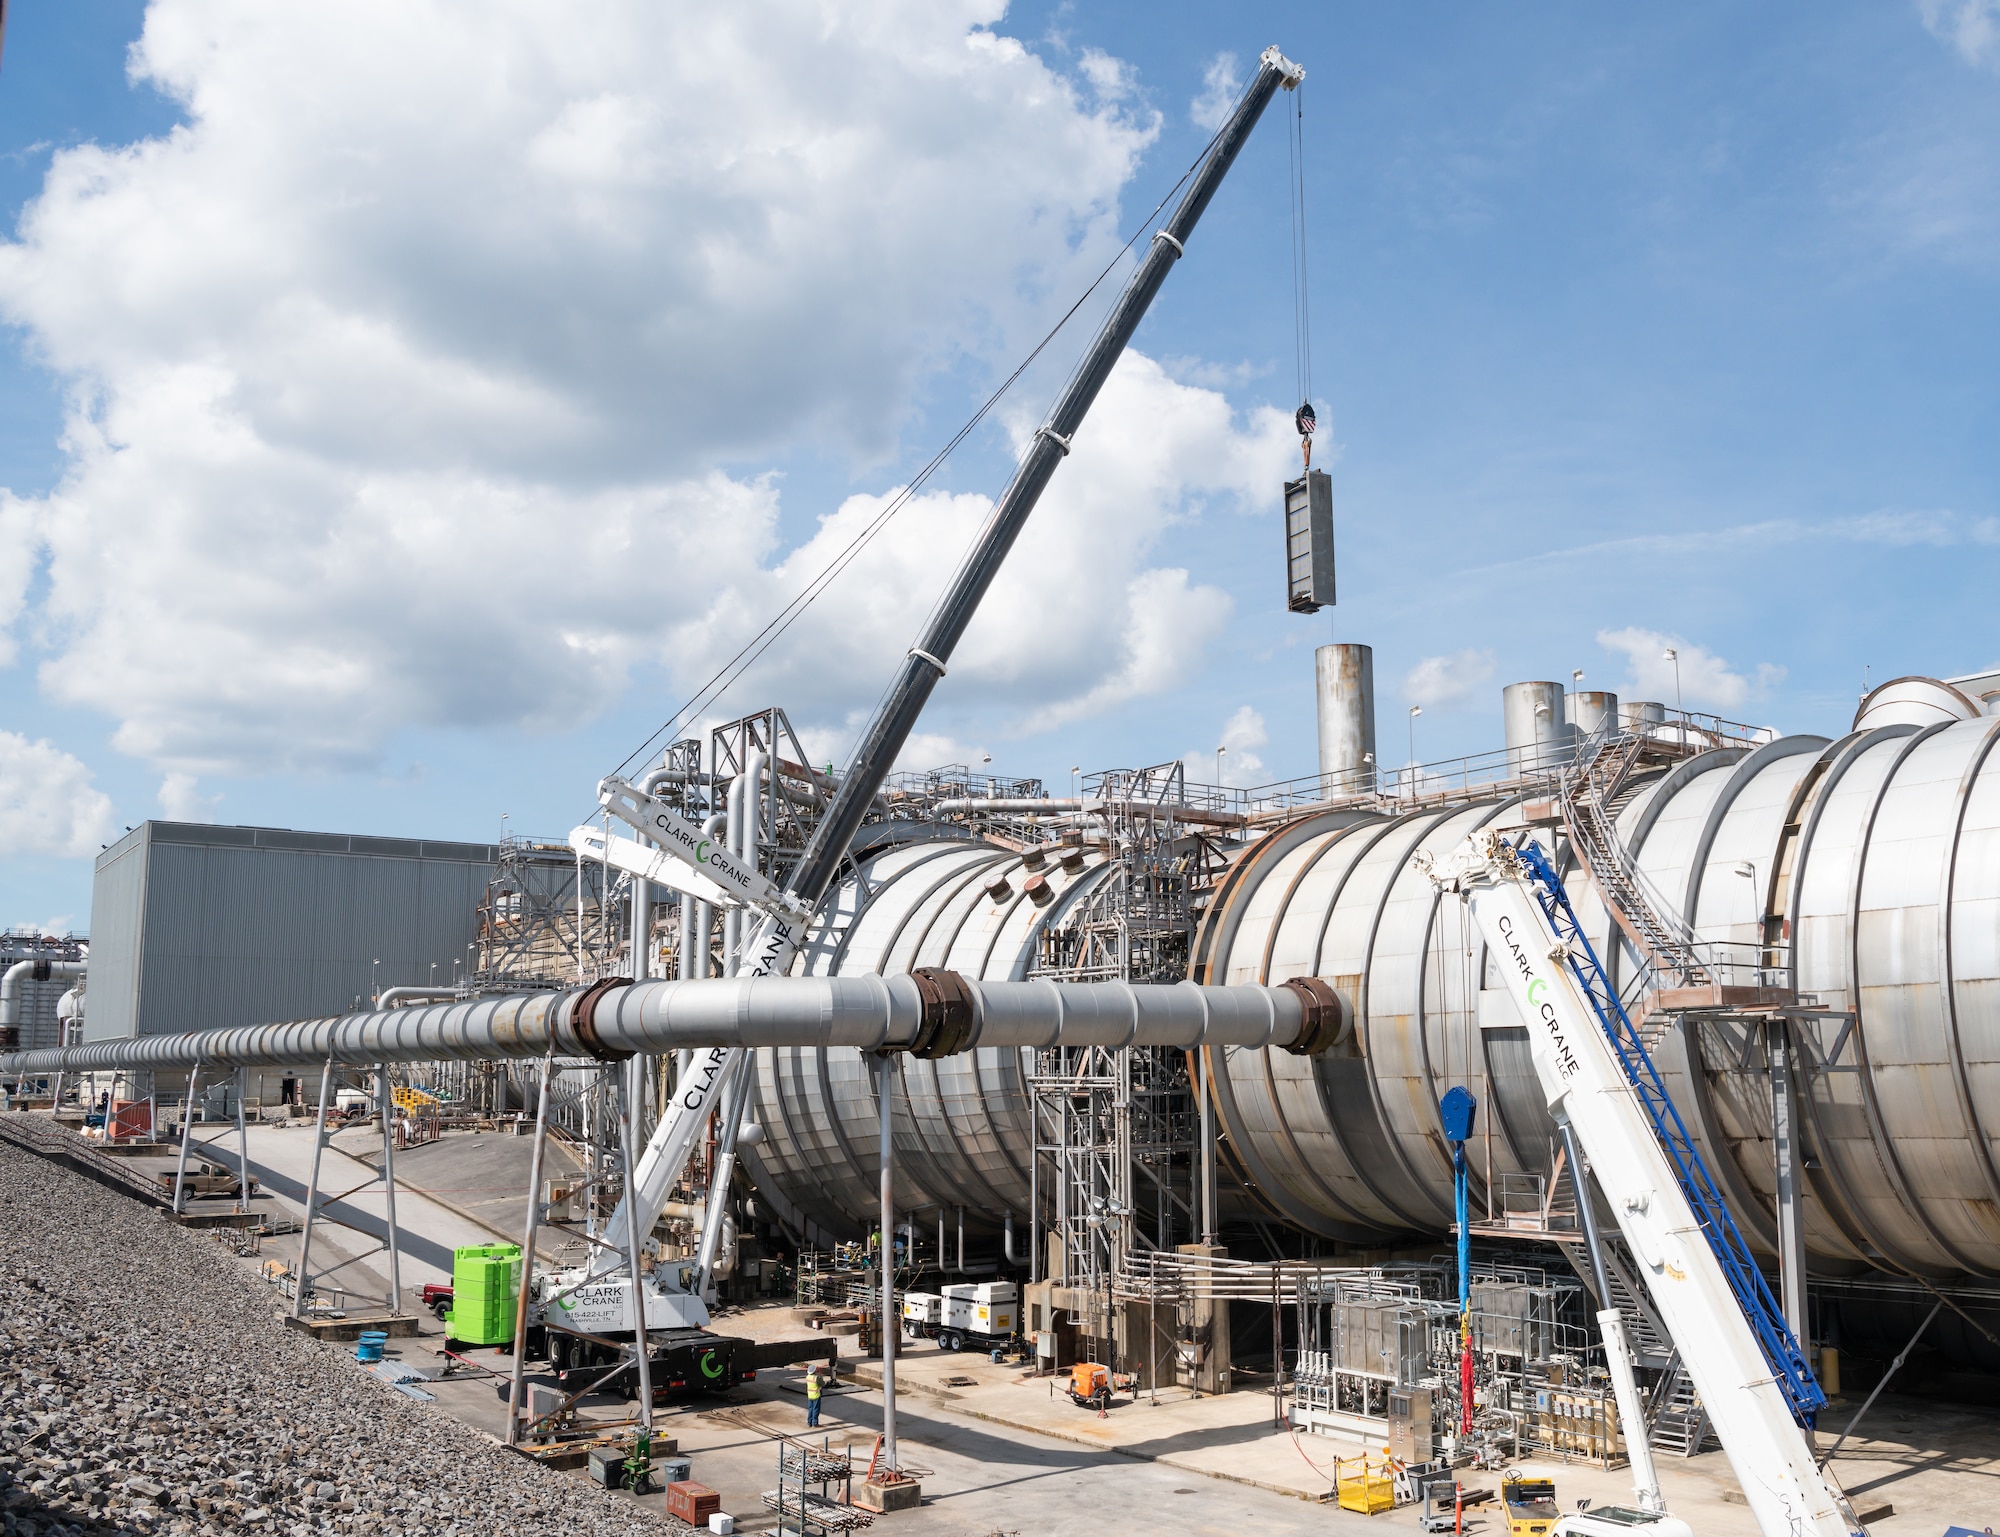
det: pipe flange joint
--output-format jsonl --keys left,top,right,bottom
{"left": 31, "top": 959, "right": 51, "bottom": 982}
{"left": 1277, "top": 976, "right": 1350, "bottom": 1056}
{"left": 907, "top": 968, "right": 977, "bottom": 1059}
{"left": 568, "top": 976, "right": 635, "bottom": 1062}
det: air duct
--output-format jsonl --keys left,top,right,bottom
{"left": 0, "top": 973, "right": 1341, "bottom": 1077}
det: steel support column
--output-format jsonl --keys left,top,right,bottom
{"left": 292, "top": 1058, "right": 335, "bottom": 1320}
{"left": 1198, "top": 1048, "right": 1217, "bottom": 1245}
{"left": 1769, "top": 1017, "right": 1809, "bottom": 1347}
{"left": 615, "top": 1065, "right": 655, "bottom": 1432}
{"left": 877, "top": 1051, "right": 898, "bottom": 1473}
{"left": 378, "top": 1063, "right": 402, "bottom": 1314}
{"left": 505, "top": 1050, "right": 556, "bottom": 1444}
{"left": 232, "top": 1066, "right": 252, "bottom": 1215}
{"left": 171, "top": 1062, "right": 201, "bottom": 1216}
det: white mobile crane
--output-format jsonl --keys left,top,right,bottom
{"left": 538, "top": 44, "right": 1310, "bottom": 1380}
{"left": 1420, "top": 830, "right": 1866, "bottom": 1537}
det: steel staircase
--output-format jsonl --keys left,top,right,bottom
{"left": 1557, "top": 727, "right": 1712, "bottom": 990}
{"left": 1646, "top": 1356, "right": 1717, "bottom": 1456}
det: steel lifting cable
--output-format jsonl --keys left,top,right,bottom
{"left": 1288, "top": 79, "right": 1312, "bottom": 413}
{"left": 609, "top": 101, "right": 1248, "bottom": 787}
{"left": 1287, "top": 79, "right": 1316, "bottom": 474}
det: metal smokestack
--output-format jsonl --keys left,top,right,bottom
{"left": 1502, "top": 681, "right": 1569, "bottom": 773}
{"left": 1316, "top": 644, "right": 1375, "bottom": 794}
{"left": 1566, "top": 689, "right": 1620, "bottom": 737}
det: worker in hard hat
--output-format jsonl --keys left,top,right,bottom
{"left": 805, "top": 1365, "right": 825, "bottom": 1428}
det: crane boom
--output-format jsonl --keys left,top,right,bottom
{"left": 600, "top": 43, "right": 1307, "bottom": 1263}
{"left": 1421, "top": 830, "right": 1863, "bottom": 1537}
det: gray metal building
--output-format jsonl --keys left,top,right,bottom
{"left": 87, "top": 822, "right": 498, "bottom": 1043}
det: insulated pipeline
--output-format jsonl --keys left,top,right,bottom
{"left": 0, "top": 974, "right": 1346, "bottom": 1076}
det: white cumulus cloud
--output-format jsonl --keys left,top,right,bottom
{"left": 1596, "top": 627, "right": 1786, "bottom": 714}
{"left": 1919, "top": 0, "right": 2000, "bottom": 69}
{"left": 1186, "top": 704, "right": 1268, "bottom": 788}
{"left": 1191, "top": 52, "right": 1241, "bottom": 131}
{"left": 0, "top": 733, "right": 116, "bottom": 857}
{"left": 674, "top": 350, "right": 1293, "bottom": 748}
{"left": 0, "top": 1, "right": 1191, "bottom": 777}
{"left": 158, "top": 773, "right": 221, "bottom": 823}
{"left": 1403, "top": 647, "right": 1498, "bottom": 710}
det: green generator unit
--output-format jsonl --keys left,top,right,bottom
{"left": 445, "top": 1243, "right": 521, "bottom": 1345}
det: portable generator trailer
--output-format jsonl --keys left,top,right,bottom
{"left": 936, "top": 1281, "right": 1016, "bottom": 1352}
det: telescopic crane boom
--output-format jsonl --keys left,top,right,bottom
{"left": 1420, "top": 830, "right": 1865, "bottom": 1537}
{"left": 591, "top": 43, "right": 1309, "bottom": 1274}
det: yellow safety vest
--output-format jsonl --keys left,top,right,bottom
{"left": 806, "top": 1374, "right": 823, "bottom": 1400}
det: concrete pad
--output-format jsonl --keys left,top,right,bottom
{"left": 855, "top": 1477, "right": 922, "bottom": 1511}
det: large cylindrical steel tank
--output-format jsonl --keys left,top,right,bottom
{"left": 740, "top": 712, "right": 2000, "bottom": 1280}
{"left": 1190, "top": 715, "right": 2000, "bottom": 1278}
{"left": 737, "top": 838, "right": 1110, "bottom": 1246}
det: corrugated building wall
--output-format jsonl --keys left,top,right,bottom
{"left": 86, "top": 823, "right": 497, "bottom": 1042}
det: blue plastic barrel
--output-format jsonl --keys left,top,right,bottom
{"left": 355, "top": 1330, "right": 388, "bottom": 1363}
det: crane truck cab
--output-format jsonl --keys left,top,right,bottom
{"left": 1552, "top": 1508, "right": 1695, "bottom": 1537}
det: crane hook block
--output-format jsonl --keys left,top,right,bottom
{"left": 1439, "top": 1084, "right": 1478, "bottom": 1144}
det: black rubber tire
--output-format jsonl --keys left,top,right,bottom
{"left": 943, "top": 1332, "right": 961, "bottom": 1352}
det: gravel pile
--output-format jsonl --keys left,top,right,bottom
{"left": 0, "top": 1143, "right": 663, "bottom": 1537}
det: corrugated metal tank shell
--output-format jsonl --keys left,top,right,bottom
{"left": 1192, "top": 719, "right": 2000, "bottom": 1278}
{"left": 739, "top": 717, "right": 2000, "bottom": 1278}
{"left": 737, "top": 838, "right": 1110, "bottom": 1245}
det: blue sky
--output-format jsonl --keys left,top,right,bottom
{"left": 2, "top": 2, "right": 1996, "bottom": 932}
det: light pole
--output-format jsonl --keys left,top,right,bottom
{"left": 1734, "top": 860, "right": 1760, "bottom": 984}
{"left": 370, "top": 958, "right": 380, "bottom": 1007}
{"left": 1215, "top": 744, "right": 1226, "bottom": 786}
{"left": 1071, "top": 764, "right": 1081, "bottom": 802}
{"left": 1407, "top": 705, "right": 1422, "bottom": 798}
{"left": 1664, "top": 648, "right": 1684, "bottom": 746}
